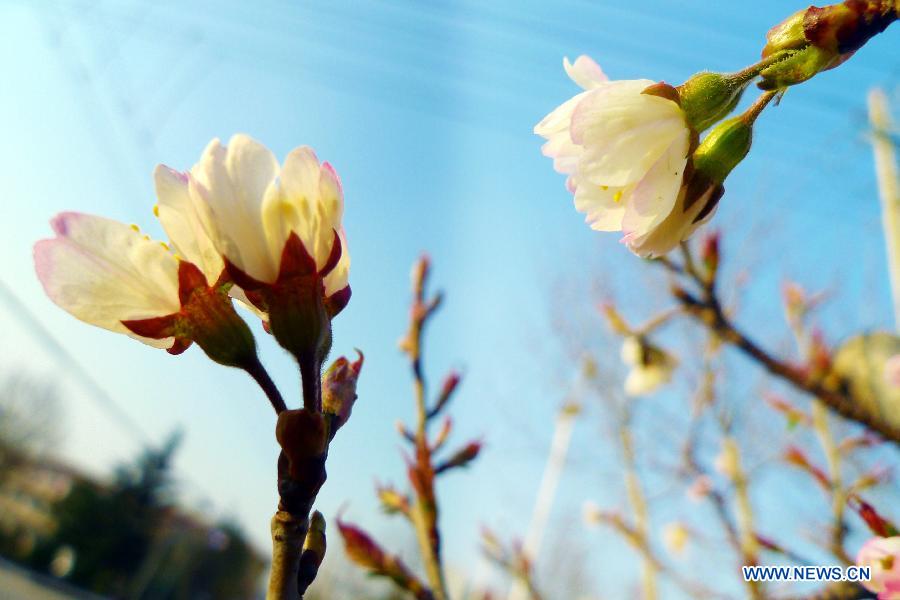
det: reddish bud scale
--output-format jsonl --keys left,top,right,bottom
{"left": 275, "top": 409, "right": 329, "bottom": 515}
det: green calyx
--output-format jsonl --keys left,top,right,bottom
{"left": 676, "top": 72, "right": 750, "bottom": 133}
{"left": 691, "top": 116, "right": 754, "bottom": 185}
{"left": 182, "top": 283, "right": 258, "bottom": 369}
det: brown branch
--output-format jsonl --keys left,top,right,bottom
{"left": 673, "top": 286, "right": 900, "bottom": 443}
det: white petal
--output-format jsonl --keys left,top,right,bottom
{"left": 154, "top": 165, "right": 223, "bottom": 284}
{"left": 190, "top": 135, "right": 279, "bottom": 282}
{"left": 572, "top": 82, "right": 686, "bottom": 186}
{"left": 534, "top": 92, "right": 589, "bottom": 138}
{"left": 323, "top": 227, "right": 350, "bottom": 296}
{"left": 574, "top": 179, "right": 630, "bottom": 232}
{"left": 229, "top": 286, "right": 268, "bottom": 323}
{"left": 261, "top": 147, "right": 348, "bottom": 275}
{"left": 564, "top": 55, "right": 608, "bottom": 90}
{"left": 34, "top": 212, "right": 180, "bottom": 348}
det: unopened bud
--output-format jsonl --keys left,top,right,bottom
{"left": 676, "top": 72, "right": 750, "bottom": 132}
{"left": 662, "top": 522, "right": 690, "bottom": 557}
{"left": 714, "top": 438, "right": 741, "bottom": 480}
{"left": 297, "top": 511, "right": 327, "bottom": 595}
{"left": 429, "top": 371, "right": 461, "bottom": 419}
{"left": 700, "top": 231, "right": 720, "bottom": 280}
{"left": 686, "top": 475, "right": 713, "bottom": 502}
{"left": 762, "top": 8, "right": 808, "bottom": 57}
{"left": 849, "top": 495, "right": 900, "bottom": 537}
{"left": 435, "top": 441, "right": 482, "bottom": 474}
{"left": 759, "top": 1, "right": 898, "bottom": 90}
{"left": 376, "top": 484, "right": 411, "bottom": 516}
{"left": 692, "top": 116, "right": 754, "bottom": 186}
{"left": 322, "top": 350, "right": 364, "bottom": 432}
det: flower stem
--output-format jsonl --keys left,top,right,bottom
{"left": 246, "top": 358, "right": 287, "bottom": 414}
{"left": 741, "top": 91, "right": 777, "bottom": 125}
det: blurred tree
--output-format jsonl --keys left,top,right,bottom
{"left": 28, "top": 431, "right": 181, "bottom": 596}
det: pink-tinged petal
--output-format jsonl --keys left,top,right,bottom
{"left": 857, "top": 536, "right": 900, "bottom": 595}
{"left": 622, "top": 136, "right": 690, "bottom": 237}
{"left": 564, "top": 55, "right": 608, "bottom": 90}
{"left": 34, "top": 212, "right": 180, "bottom": 349}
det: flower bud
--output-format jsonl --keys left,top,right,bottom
{"left": 322, "top": 350, "right": 364, "bottom": 433}
{"left": 686, "top": 475, "right": 713, "bottom": 502}
{"left": 297, "top": 511, "right": 327, "bottom": 595}
{"left": 676, "top": 72, "right": 749, "bottom": 132}
{"left": 435, "top": 440, "right": 482, "bottom": 474}
{"left": 714, "top": 438, "right": 741, "bottom": 480}
{"left": 662, "top": 522, "right": 690, "bottom": 557}
{"left": 700, "top": 231, "right": 721, "bottom": 281}
{"left": 376, "top": 484, "right": 411, "bottom": 516}
{"left": 761, "top": 8, "right": 808, "bottom": 56}
{"left": 336, "top": 517, "right": 430, "bottom": 595}
{"left": 850, "top": 495, "right": 900, "bottom": 537}
{"left": 758, "top": 1, "right": 898, "bottom": 90}
{"left": 428, "top": 371, "right": 461, "bottom": 419}
{"left": 620, "top": 336, "right": 677, "bottom": 397}
{"left": 692, "top": 116, "right": 753, "bottom": 186}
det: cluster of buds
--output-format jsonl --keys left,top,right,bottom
{"left": 338, "top": 256, "right": 479, "bottom": 600}
{"left": 759, "top": 0, "right": 899, "bottom": 89}
{"left": 534, "top": 1, "right": 897, "bottom": 257}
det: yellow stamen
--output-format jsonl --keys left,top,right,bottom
{"left": 613, "top": 190, "right": 623, "bottom": 203}
{"left": 601, "top": 185, "right": 609, "bottom": 191}
{"left": 153, "top": 204, "right": 159, "bottom": 217}
{"left": 159, "top": 241, "right": 169, "bottom": 250}
{"left": 130, "top": 224, "right": 140, "bottom": 232}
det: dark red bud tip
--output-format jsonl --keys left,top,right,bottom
{"left": 642, "top": 81, "right": 680, "bottom": 103}
{"left": 849, "top": 495, "right": 900, "bottom": 537}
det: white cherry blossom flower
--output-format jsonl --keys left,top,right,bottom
{"left": 535, "top": 56, "right": 694, "bottom": 257}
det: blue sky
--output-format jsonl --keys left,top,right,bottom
{"left": 1, "top": 0, "right": 898, "bottom": 597}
